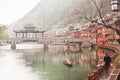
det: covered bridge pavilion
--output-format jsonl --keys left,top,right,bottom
{"left": 14, "top": 25, "right": 45, "bottom": 39}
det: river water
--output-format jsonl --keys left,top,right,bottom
{"left": 0, "top": 42, "right": 115, "bottom": 80}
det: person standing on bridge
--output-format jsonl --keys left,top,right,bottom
{"left": 104, "top": 53, "right": 112, "bottom": 72}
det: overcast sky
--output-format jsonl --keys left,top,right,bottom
{"left": 0, "top": 0, "right": 41, "bottom": 25}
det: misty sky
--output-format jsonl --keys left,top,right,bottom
{"left": 0, "top": 0, "right": 41, "bottom": 25}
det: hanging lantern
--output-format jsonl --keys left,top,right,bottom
{"left": 111, "top": 0, "right": 120, "bottom": 12}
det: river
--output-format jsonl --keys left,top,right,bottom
{"left": 0, "top": 42, "right": 116, "bottom": 80}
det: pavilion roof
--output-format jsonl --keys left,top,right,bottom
{"left": 14, "top": 24, "right": 46, "bottom": 33}
{"left": 14, "top": 29, "right": 45, "bottom": 33}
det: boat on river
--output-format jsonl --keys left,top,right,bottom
{"left": 62, "top": 58, "right": 73, "bottom": 67}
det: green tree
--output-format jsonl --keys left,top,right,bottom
{"left": 0, "top": 25, "right": 9, "bottom": 38}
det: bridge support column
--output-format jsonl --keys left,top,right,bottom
{"left": 22, "top": 33, "right": 25, "bottom": 38}
{"left": 91, "top": 44, "right": 95, "bottom": 49}
{"left": 11, "top": 42, "right": 16, "bottom": 50}
{"left": 25, "top": 33, "right": 27, "bottom": 39}
{"left": 78, "top": 42, "right": 82, "bottom": 49}
{"left": 44, "top": 44, "right": 48, "bottom": 51}
{"left": 15, "top": 32, "right": 18, "bottom": 38}
{"left": 66, "top": 43, "right": 70, "bottom": 51}
{"left": 41, "top": 32, "right": 44, "bottom": 37}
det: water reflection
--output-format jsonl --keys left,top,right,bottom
{"left": 0, "top": 44, "right": 116, "bottom": 80}
{"left": 96, "top": 49, "right": 115, "bottom": 65}
{"left": 16, "top": 45, "right": 105, "bottom": 80}
{"left": 0, "top": 50, "right": 40, "bottom": 80}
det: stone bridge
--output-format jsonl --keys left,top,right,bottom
{"left": 0, "top": 37, "right": 93, "bottom": 49}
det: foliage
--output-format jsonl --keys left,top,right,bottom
{"left": 0, "top": 25, "right": 9, "bottom": 38}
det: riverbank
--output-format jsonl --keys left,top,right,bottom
{"left": 85, "top": 44, "right": 120, "bottom": 80}
{"left": 98, "top": 44, "right": 120, "bottom": 80}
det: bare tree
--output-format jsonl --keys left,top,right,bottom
{"left": 83, "top": 0, "right": 120, "bottom": 38}
{"left": 66, "top": 0, "right": 120, "bottom": 38}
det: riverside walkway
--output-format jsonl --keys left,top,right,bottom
{"left": 98, "top": 44, "right": 120, "bottom": 80}
{"left": 86, "top": 44, "right": 120, "bottom": 80}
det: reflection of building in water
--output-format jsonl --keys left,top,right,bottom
{"left": 48, "top": 45, "right": 65, "bottom": 54}
{"left": 69, "top": 51, "right": 98, "bottom": 69}
{"left": 97, "top": 49, "right": 106, "bottom": 60}
{"left": 63, "top": 44, "right": 81, "bottom": 52}
{"left": 96, "top": 49, "right": 115, "bottom": 65}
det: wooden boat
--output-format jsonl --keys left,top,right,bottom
{"left": 62, "top": 58, "right": 73, "bottom": 67}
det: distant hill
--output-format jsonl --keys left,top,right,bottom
{"left": 10, "top": 0, "right": 82, "bottom": 30}
{"left": 10, "top": 0, "right": 111, "bottom": 31}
